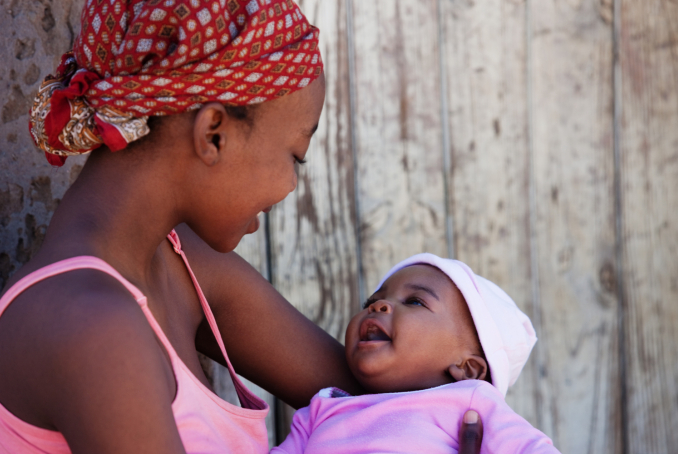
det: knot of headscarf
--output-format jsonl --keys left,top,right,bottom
{"left": 29, "top": 0, "right": 323, "bottom": 166}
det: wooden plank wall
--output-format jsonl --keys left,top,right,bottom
{"left": 268, "top": 0, "right": 360, "bottom": 439}
{"left": 253, "top": 0, "right": 677, "bottom": 451}
{"left": 620, "top": 0, "right": 678, "bottom": 451}
{"left": 440, "top": 0, "right": 538, "bottom": 428}
{"left": 529, "top": 1, "right": 621, "bottom": 452}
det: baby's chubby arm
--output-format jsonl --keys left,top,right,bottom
{"left": 467, "top": 382, "right": 560, "bottom": 454}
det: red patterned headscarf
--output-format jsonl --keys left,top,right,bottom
{"left": 29, "top": 0, "right": 323, "bottom": 166}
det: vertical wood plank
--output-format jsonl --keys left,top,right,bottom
{"left": 620, "top": 0, "right": 678, "bottom": 451}
{"left": 268, "top": 0, "right": 358, "bottom": 441}
{"left": 439, "top": 0, "right": 538, "bottom": 426}
{"left": 351, "top": 0, "right": 448, "bottom": 293}
{"left": 269, "top": 0, "right": 357, "bottom": 340}
{"left": 530, "top": 1, "right": 622, "bottom": 452}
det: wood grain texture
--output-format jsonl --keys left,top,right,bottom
{"left": 269, "top": 0, "right": 358, "bottom": 340}
{"left": 530, "top": 1, "right": 622, "bottom": 452}
{"left": 268, "top": 0, "right": 358, "bottom": 441}
{"left": 439, "top": 0, "right": 538, "bottom": 426}
{"left": 351, "top": 0, "right": 448, "bottom": 293}
{"left": 619, "top": 0, "right": 678, "bottom": 451}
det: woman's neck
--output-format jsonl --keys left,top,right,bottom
{"left": 36, "top": 148, "right": 185, "bottom": 286}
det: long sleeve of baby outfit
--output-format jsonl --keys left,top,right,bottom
{"left": 269, "top": 404, "right": 312, "bottom": 454}
{"left": 469, "top": 383, "right": 559, "bottom": 454}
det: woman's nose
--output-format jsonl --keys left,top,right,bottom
{"left": 368, "top": 300, "right": 392, "bottom": 314}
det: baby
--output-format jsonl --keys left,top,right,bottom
{"left": 271, "top": 253, "right": 560, "bottom": 454}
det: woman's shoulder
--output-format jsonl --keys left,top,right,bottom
{"left": 0, "top": 262, "right": 162, "bottom": 369}
{"left": 0, "top": 264, "right": 174, "bottom": 428}
{"left": 1, "top": 260, "right": 146, "bottom": 332}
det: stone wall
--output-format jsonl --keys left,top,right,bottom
{"left": 0, "top": 0, "right": 86, "bottom": 289}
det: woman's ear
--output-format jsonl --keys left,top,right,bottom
{"left": 193, "top": 102, "right": 228, "bottom": 166}
{"left": 448, "top": 355, "right": 488, "bottom": 382}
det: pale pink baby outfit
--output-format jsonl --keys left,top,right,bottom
{"left": 0, "top": 231, "right": 269, "bottom": 454}
{"left": 272, "top": 381, "right": 558, "bottom": 454}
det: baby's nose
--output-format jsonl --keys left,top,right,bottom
{"left": 368, "top": 300, "right": 392, "bottom": 313}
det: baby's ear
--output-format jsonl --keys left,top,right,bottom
{"left": 448, "top": 355, "right": 488, "bottom": 382}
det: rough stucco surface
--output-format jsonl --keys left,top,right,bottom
{"left": 0, "top": 0, "right": 87, "bottom": 290}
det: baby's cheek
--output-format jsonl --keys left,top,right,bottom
{"left": 345, "top": 313, "right": 363, "bottom": 343}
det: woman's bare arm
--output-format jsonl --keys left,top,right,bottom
{"left": 178, "top": 225, "right": 485, "bottom": 452}
{"left": 177, "top": 225, "right": 363, "bottom": 409}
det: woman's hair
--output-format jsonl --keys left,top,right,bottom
{"left": 144, "top": 103, "right": 258, "bottom": 136}
{"left": 224, "top": 104, "right": 258, "bottom": 130}
{"left": 224, "top": 105, "right": 251, "bottom": 121}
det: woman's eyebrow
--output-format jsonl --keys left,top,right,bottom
{"left": 405, "top": 284, "right": 440, "bottom": 301}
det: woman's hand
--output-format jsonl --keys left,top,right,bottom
{"left": 458, "top": 410, "right": 483, "bottom": 454}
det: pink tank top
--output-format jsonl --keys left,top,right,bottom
{"left": 0, "top": 231, "right": 269, "bottom": 453}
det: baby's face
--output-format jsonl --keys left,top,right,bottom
{"left": 345, "top": 265, "right": 479, "bottom": 393}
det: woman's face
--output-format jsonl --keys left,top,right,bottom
{"left": 188, "top": 74, "right": 326, "bottom": 252}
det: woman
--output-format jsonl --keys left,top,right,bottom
{"left": 0, "top": 1, "right": 483, "bottom": 452}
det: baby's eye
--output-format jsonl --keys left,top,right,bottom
{"left": 404, "top": 298, "right": 425, "bottom": 307}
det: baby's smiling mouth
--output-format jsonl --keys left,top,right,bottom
{"left": 359, "top": 319, "right": 391, "bottom": 342}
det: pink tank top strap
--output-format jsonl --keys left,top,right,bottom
{"left": 0, "top": 256, "right": 182, "bottom": 362}
{"left": 167, "top": 230, "right": 265, "bottom": 410}
{"left": 0, "top": 256, "right": 143, "bottom": 306}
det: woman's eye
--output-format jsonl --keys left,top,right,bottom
{"left": 294, "top": 156, "right": 307, "bottom": 165}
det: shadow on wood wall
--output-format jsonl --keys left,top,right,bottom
{"left": 1, "top": 0, "right": 676, "bottom": 452}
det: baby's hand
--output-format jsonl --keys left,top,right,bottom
{"left": 458, "top": 410, "right": 483, "bottom": 454}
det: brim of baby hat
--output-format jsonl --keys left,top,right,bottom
{"left": 374, "top": 253, "right": 534, "bottom": 397}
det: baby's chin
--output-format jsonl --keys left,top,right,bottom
{"left": 349, "top": 360, "right": 396, "bottom": 393}
{"left": 357, "top": 377, "right": 439, "bottom": 394}
{"left": 352, "top": 368, "right": 446, "bottom": 394}
{"left": 347, "top": 347, "right": 455, "bottom": 394}
{"left": 350, "top": 360, "right": 456, "bottom": 394}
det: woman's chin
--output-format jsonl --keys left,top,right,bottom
{"left": 203, "top": 230, "right": 245, "bottom": 254}
{"left": 192, "top": 215, "right": 261, "bottom": 254}
{"left": 245, "top": 214, "right": 261, "bottom": 235}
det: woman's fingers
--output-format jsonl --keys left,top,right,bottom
{"left": 458, "top": 410, "right": 483, "bottom": 454}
